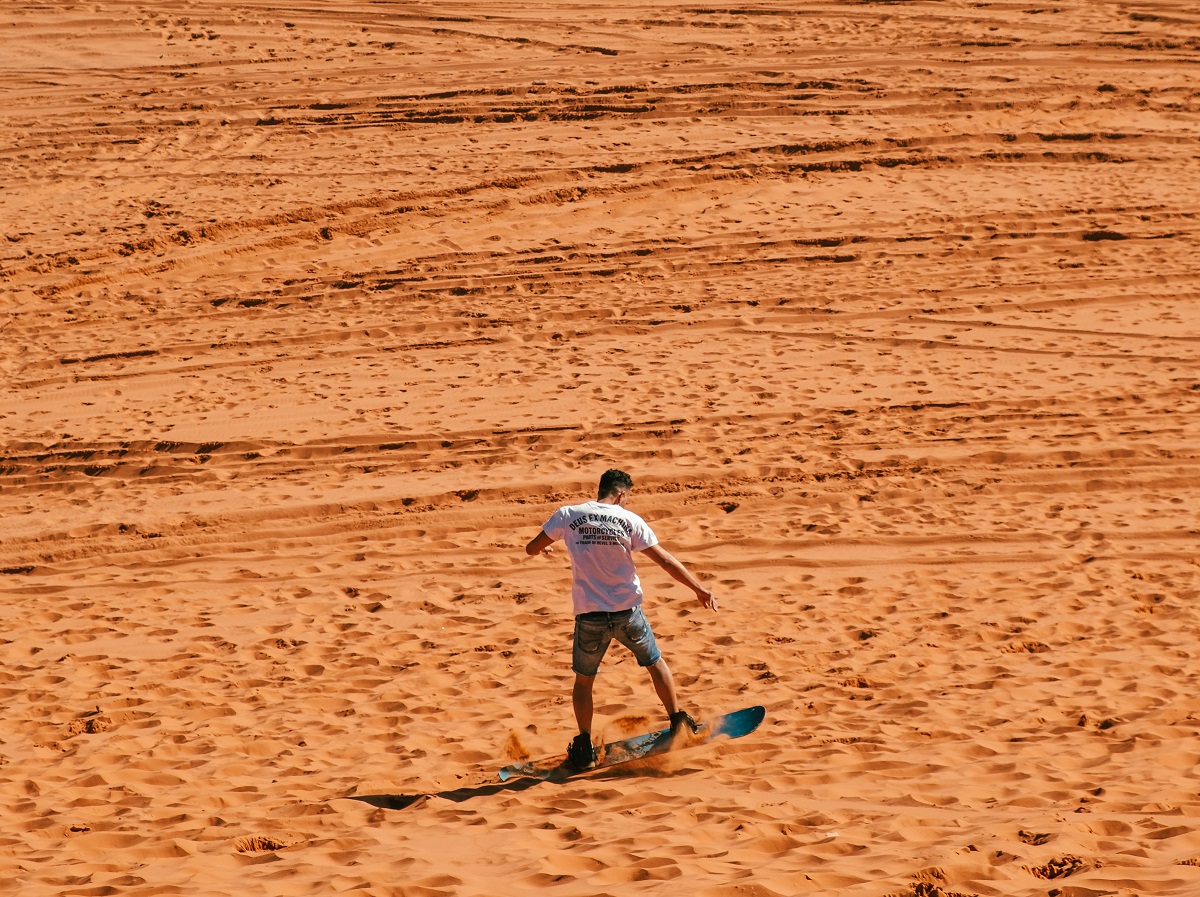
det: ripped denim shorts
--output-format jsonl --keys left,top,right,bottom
{"left": 572, "top": 605, "right": 661, "bottom": 677}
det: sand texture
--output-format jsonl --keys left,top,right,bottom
{"left": 3, "top": 1, "right": 1200, "bottom": 895}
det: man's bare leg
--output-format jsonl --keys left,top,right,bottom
{"left": 647, "top": 657, "right": 680, "bottom": 717}
{"left": 573, "top": 674, "right": 596, "bottom": 734}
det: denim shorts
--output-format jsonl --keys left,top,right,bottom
{"left": 572, "top": 605, "right": 661, "bottom": 677}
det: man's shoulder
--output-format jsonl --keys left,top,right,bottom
{"left": 575, "top": 502, "right": 642, "bottom": 521}
{"left": 555, "top": 500, "right": 597, "bottom": 517}
{"left": 550, "top": 501, "right": 652, "bottom": 530}
{"left": 545, "top": 501, "right": 596, "bottom": 528}
{"left": 608, "top": 503, "right": 649, "bottom": 523}
{"left": 600, "top": 504, "right": 655, "bottom": 538}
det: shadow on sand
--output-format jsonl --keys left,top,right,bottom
{"left": 343, "top": 758, "right": 698, "bottom": 811}
{"left": 344, "top": 774, "right": 550, "bottom": 811}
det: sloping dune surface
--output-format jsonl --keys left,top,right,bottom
{"left": 2, "top": 2, "right": 1199, "bottom": 895}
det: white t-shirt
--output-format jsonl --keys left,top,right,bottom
{"left": 542, "top": 500, "right": 659, "bottom": 615}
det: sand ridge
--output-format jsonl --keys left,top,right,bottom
{"left": 3, "top": 1, "right": 1200, "bottom": 895}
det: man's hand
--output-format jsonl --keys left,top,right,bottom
{"left": 695, "top": 587, "right": 718, "bottom": 612}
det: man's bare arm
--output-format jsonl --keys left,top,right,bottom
{"left": 641, "top": 544, "right": 717, "bottom": 611}
{"left": 525, "top": 530, "right": 555, "bottom": 556}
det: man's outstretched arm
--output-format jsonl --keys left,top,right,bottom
{"left": 525, "top": 530, "right": 555, "bottom": 556}
{"left": 641, "top": 544, "right": 717, "bottom": 611}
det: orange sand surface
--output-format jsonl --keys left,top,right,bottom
{"left": 3, "top": 2, "right": 1200, "bottom": 895}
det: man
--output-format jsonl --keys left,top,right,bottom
{"left": 525, "top": 468, "right": 718, "bottom": 769}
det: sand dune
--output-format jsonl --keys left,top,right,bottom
{"left": 3, "top": 1, "right": 1200, "bottom": 895}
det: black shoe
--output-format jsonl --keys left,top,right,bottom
{"left": 566, "top": 732, "right": 596, "bottom": 769}
{"left": 669, "top": 710, "right": 699, "bottom": 735}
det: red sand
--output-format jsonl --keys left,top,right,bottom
{"left": 3, "top": 2, "right": 1200, "bottom": 895}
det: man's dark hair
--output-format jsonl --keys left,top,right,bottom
{"left": 597, "top": 469, "right": 633, "bottom": 499}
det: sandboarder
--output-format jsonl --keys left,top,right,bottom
{"left": 524, "top": 469, "right": 717, "bottom": 769}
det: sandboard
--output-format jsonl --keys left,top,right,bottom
{"left": 498, "top": 705, "right": 765, "bottom": 782}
